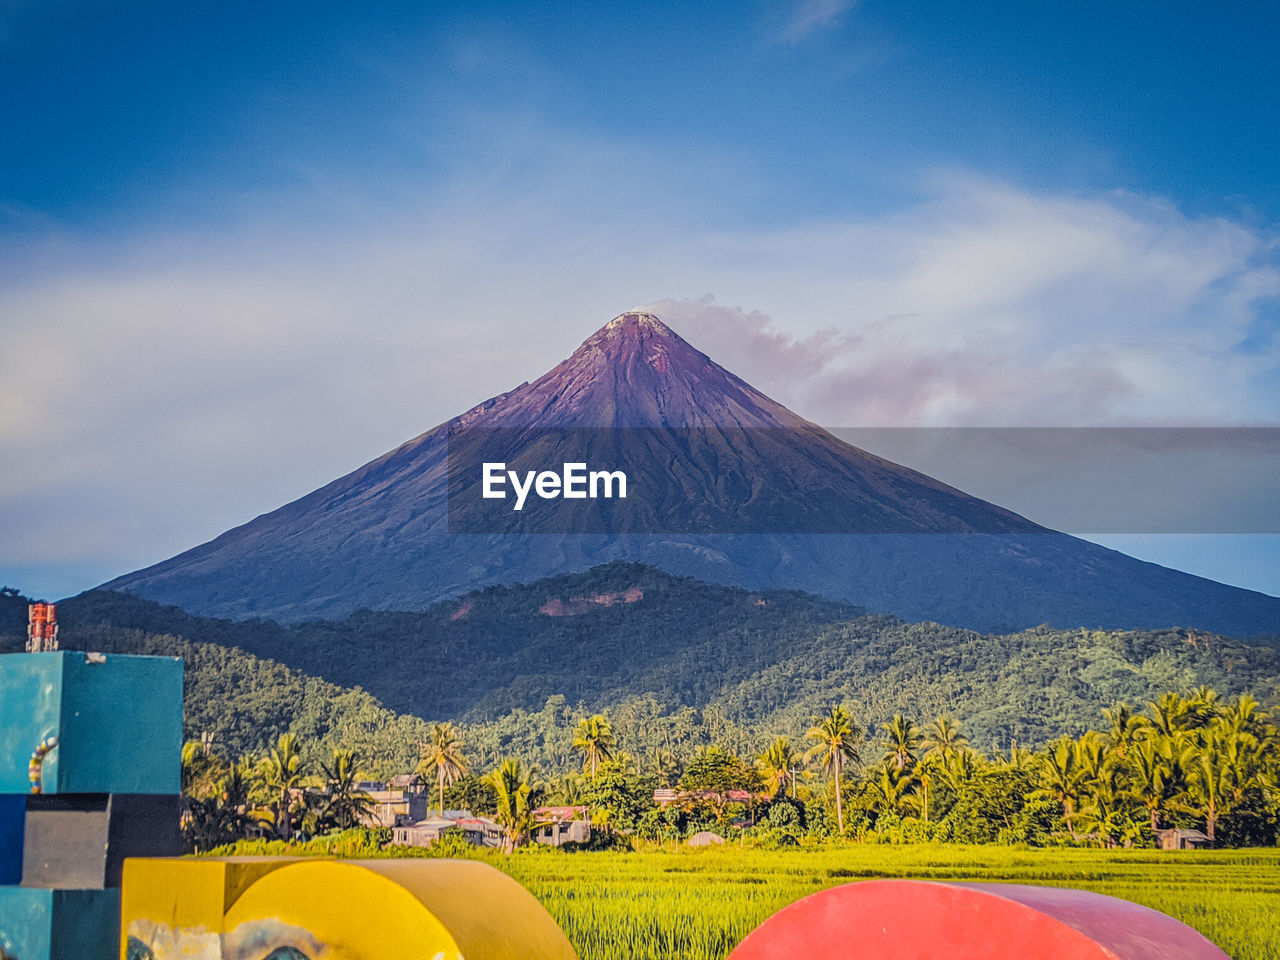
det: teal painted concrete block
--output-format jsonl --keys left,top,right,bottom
{"left": 0, "top": 886, "right": 119, "bottom": 960}
{"left": 0, "top": 652, "right": 183, "bottom": 795}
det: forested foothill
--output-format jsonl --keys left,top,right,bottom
{"left": 2, "top": 566, "right": 1278, "bottom": 853}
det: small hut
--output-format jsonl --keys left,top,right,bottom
{"left": 1156, "top": 827, "right": 1211, "bottom": 850}
{"left": 688, "top": 831, "right": 726, "bottom": 848}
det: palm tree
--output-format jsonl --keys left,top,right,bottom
{"left": 609, "top": 750, "right": 639, "bottom": 776}
{"left": 1180, "top": 719, "right": 1266, "bottom": 845}
{"left": 938, "top": 748, "right": 978, "bottom": 795}
{"left": 1220, "top": 693, "right": 1265, "bottom": 741}
{"left": 1219, "top": 714, "right": 1265, "bottom": 811}
{"left": 1074, "top": 731, "right": 1109, "bottom": 784}
{"left": 180, "top": 740, "right": 201, "bottom": 790}
{"left": 1101, "top": 703, "right": 1149, "bottom": 761}
{"left": 805, "top": 706, "right": 861, "bottom": 835}
{"left": 1075, "top": 755, "right": 1128, "bottom": 849}
{"left": 1189, "top": 686, "right": 1222, "bottom": 723}
{"left": 320, "top": 749, "right": 375, "bottom": 830}
{"left": 572, "top": 715, "right": 617, "bottom": 779}
{"left": 263, "top": 733, "right": 304, "bottom": 841}
{"left": 180, "top": 734, "right": 226, "bottom": 799}
{"left": 417, "top": 722, "right": 469, "bottom": 816}
{"left": 1180, "top": 731, "right": 1232, "bottom": 844}
{"left": 755, "top": 737, "right": 797, "bottom": 799}
{"left": 917, "top": 717, "right": 969, "bottom": 825}
{"left": 1149, "top": 692, "right": 1198, "bottom": 738}
{"left": 922, "top": 716, "right": 968, "bottom": 761}
{"left": 483, "top": 758, "right": 540, "bottom": 853}
{"left": 186, "top": 756, "right": 262, "bottom": 849}
{"left": 1126, "top": 735, "right": 1178, "bottom": 832}
{"left": 914, "top": 756, "right": 938, "bottom": 824}
{"left": 220, "top": 757, "right": 258, "bottom": 839}
{"left": 866, "top": 765, "right": 918, "bottom": 821}
{"left": 881, "top": 715, "right": 922, "bottom": 772}
{"left": 647, "top": 748, "right": 681, "bottom": 787}
{"left": 1032, "top": 737, "right": 1088, "bottom": 837}
{"left": 549, "top": 772, "right": 586, "bottom": 806}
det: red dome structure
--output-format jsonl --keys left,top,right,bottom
{"left": 729, "top": 879, "right": 1229, "bottom": 960}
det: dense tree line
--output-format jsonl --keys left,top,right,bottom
{"left": 5, "top": 567, "right": 1278, "bottom": 774}
{"left": 179, "top": 732, "right": 381, "bottom": 850}
{"left": 175, "top": 689, "right": 1280, "bottom": 854}
{"left": 3, "top": 573, "right": 1279, "bottom": 851}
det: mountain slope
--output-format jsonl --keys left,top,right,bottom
{"left": 0, "top": 608, "right": 430, "bottom": 775}
{"left": 103, "top": 312, "right": 1280, "bottom": 635}
{"left": 27, "top": 567, "right": 1280, "bottom": 771}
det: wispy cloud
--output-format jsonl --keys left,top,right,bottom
{"left": 1, "top": 156, "right": 1277, "bottom": 592}
{"left": 779, "top": 0, "right": 859, "bottom": 43}
{"left": 646, "top": 178, "right": 1279, "bottom": 427}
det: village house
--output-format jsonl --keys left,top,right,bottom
{"left": 357, "top": 778, "right": 431, "bottom": 828}
{"left": 653, "top": 788, "right": 755, "bottom": 806}
{"left": 532, "top": 806, "right": 591, "bottom": 846}
{"left": 390, "top": 809, "right": 503, "bottom": 849}
{"left": 391, "top": 816, "right": 459, "bottom": 847}
{"left": 452, "top": 816, "right": 505, "bottom": 848}
{"left": 687, "top": 831, "right": 725, "bottom": 847}
{"left": 1156, "top": 827, "right": 1212, "bottom": 850}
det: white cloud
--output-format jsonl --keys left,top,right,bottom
{"left": 0, "top": 167, "right": 1277, "bottom": 592}
{"left": 779, "top": 0, "right": 859, "bottom": 43}
{"left": 646, "top": 178, "right": 1279, "bottom": 427}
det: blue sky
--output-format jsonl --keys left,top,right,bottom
{"left": 6, "top": 1, "right": 1280, "bottom": 228}
{"left": 2, "top": 0, "right": 1279, "bottom": 604}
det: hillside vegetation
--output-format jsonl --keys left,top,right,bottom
{"left": 3, "top": 566, "right": 1278, "bottom": 773}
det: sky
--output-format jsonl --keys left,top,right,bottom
{"left": 2, "top": 0, "right": 1279, "bottom": 602}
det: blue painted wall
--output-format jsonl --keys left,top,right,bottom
{"left": 0, "top": 653, "right": 183, "bottom": 795}
{"left": 0, "top": 656, "right": 62, "bottom": 795}
{"left": 0, "top": 796, "right": 22, "bottom": 885}
{"left": 0, "top": 887, "right": 119, "bottom": 960}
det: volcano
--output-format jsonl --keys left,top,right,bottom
{"left": 103, "top": 312, "right": 1280, "bottom": 635}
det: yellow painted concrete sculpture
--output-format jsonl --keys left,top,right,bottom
{"left": 120, "top": 857, "right": 577, "bottom": 960}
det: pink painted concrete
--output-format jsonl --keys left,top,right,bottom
{"left": 727, "top": 879, "right": 1230, "bottom": 960}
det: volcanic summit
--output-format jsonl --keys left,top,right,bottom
{"left": 102, "top": 312, "right": 1280, "bottom": 635}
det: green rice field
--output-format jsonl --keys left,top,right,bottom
{"left": 494, "top": 845, "right": 1280, "bottom": 960}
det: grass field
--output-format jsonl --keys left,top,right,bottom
{"left": 493, "top": 845, "right": 1280, "bottom": 960}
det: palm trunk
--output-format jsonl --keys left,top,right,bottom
{"left": 923, "top": 776, "right": 930, "bottom": 824}
{"left": 1206, "top": 800, "right": 1216, "bottom": 845}
{"left": 834, "top": 756, "right": 845, "bottom": 835}
{"left": 439, "top": 773, "right": 445, "bottom": 818}
{"left": 278, "top": 788, "right": 291, "bottom": 841}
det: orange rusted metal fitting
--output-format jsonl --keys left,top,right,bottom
{"left": 26, "top": 602, "right": 59, "bottom": 652}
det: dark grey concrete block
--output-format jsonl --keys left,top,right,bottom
{"left": 22, "top": 793, "right": 181, "bottom": 889}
